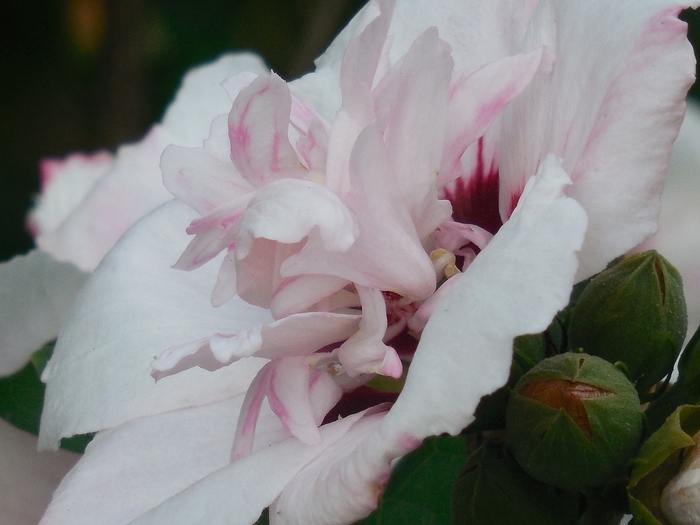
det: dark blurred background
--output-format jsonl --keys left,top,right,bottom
{"left": 1, "top": 1, "right": 699, "bottom": 262}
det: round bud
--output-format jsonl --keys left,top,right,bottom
{"left": 506, "top": 352, "right": 642, "bottom": 491}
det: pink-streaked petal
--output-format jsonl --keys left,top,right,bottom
{"left": 235, "top": 179, "right": 358, "bottom": 306}
{"left": 270, "top": 274, "right": 351, "bottom": 319}
{"left": 232, "top": 358, "right": 344, "bottom": 460}
{"left": 128, "top": 410, "right": 367, "bottom": 525}
{"left": 499, "top": 1, "right": 699, "bottom": 280}
{"left": 39, "top": 201, "right": 271, "bottom": 449}
{"left": 434, "top": 220, "right": 494, "bottom": 254}
{"left": 0, "top": 250, "right": 88, "bottom": 377}
{"left": 173, "top": 198, "right": 250, "bottom": 271}
{"left": 152, "top": 311, "right": 361, "bottom": 379}
{"left": 161, "top": 144, "right": 254, "bottom": 216}
{"left": 439, "top": 48, "right": 548, "bottom": 188}
{"left": 337, "top": 286, "right": 402, "bottom": 378}
{"left": 283, "top": 123, "right": 436, "bottom": 301}
{"left": 237, "top": 179, "right": 358, "bottom": 259}
{"left": 28, "top": 152, "right": 113, "bottom": 237}
{"left": 293, "top": 0, "right": 539, "bottom": 122}
{"left": 229, "top": 73, "right": 305, "bottom": 186}
{"left": 296, "top": 118, "right": 329, "bottom": 173}
{"left": 323, "top": 0, "right": 393, "bottom": 196}
{"left": 372, "top": 27, "right": 454, "bottom": 239}
{"left": 161, "top": 53, "right": 267, "bottom": 147}
{"left": 0, "top": 420, "right": 79, "bottom": 525}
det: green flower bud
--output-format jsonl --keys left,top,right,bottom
{"left": 568, "top": 251, "right": 687, "bottom": 393}
{"left": 506, "top": 352, "right": 643, "bottom": 491}
{"left": 451, "top": 440, "right": 579, "bottom": 525}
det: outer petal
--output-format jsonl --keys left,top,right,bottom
{"left": 275, "top": 156, "right": 588, "bottom": 524}
{"left": 36, "top": 54, "right": 265, "bottom": 272}
{"left": 0, "top": 420, "right": 78, "bottom": 525}
{"left": 27, "top": 152, "right": 114, "bottom": 237}
{"left": 40, "top": 396, "right": 287, "bottom": 525}
{"left": 0, "top": 250, "right": 88, "bottom": 377}
{"left": 126, "top": 410, "right": 369, "bottom": 525}
{"left": 39, "top": 201, "right": 271, "bottom": 449}
{"left": 499, "top": 0, "right": 699, "bottom": 279}
{"left": 640, "top": 101, "right": 700, "bottom": 337}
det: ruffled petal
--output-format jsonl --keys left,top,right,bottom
{"left": 160, "top": 53, "right": 267, "bottom": 147}
{"left": 283, "top": 123, "right": 436, "bottom": 301}
{"left": 372, "top": 27, "right": 454, "bottom": 238}
{"left": 151, "top": 311, "right": 361, "bottom": 378}
{"left": 232, "top": 358, "right": 342, "bottom": 458}
{"left": 439, "top": 48, "right": 548, "bottom": 187}
{"left": 337, "top": 286, "right": 402, "bottom": 378}
{"left": 0, "top": 250, "right": 88, "bottom": 377}
{"left": 229, "top": 74, "right": 306, "bottom": 186}
{"left": 0, "top": 420, "right": 78, "bottom": 525}
{"left": 39, "top": 201, "right": 271, "bottom": 449}
{"left": 235, "top": 179, "right": 358, "bottom": 306}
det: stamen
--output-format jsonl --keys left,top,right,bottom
{"left": 430, "top": 248, "right": 459, "bottom": 280}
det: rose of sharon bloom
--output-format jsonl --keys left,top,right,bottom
{"left": 35, "top": 1, "right": 697, "bottom": 524}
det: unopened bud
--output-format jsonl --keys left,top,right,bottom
{"left": 568, "top": 251, "right": 687, "bottom": 393}
{"left": 506, "top": 352, "right": 642, "bottom": 491}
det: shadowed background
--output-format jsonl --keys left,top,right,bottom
{"left": 1, "top": 1, "right": 698, "bottom": 262}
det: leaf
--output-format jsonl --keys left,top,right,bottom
{"left": 353, "top": 434, "right": 471, "bottom": 525}
{"left": 0, "top": 343, "right": 93, "bottom": 453}
{"left": 628, "top": 405, "right": 700, "bottom": 524}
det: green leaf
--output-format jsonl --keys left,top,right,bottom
{"left": 0, "top": 343, "right": 93, "bottom": 453}
{"left": 0, "top": 359, "right": 45, "bottom": 435}
{"left": 451, "top": 440, "right": 579, "bottom": 525}
{"left": 353, "top": 434, "right": 471, "bottom": 525}
{"left": 628, "top": 405, "right": 700, "bottom": 524}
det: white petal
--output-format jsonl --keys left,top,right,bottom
{"left": 127, "top": 411, "right": 368, "bottom": 525}
{"left": 0, "top": 250, "right": 88, "bottom": 377}
{"left": 39, "top": 201, "right": 271, "bottom": 449}
{"left": 40, "top": 396, "right": 247, "bottom": 525}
